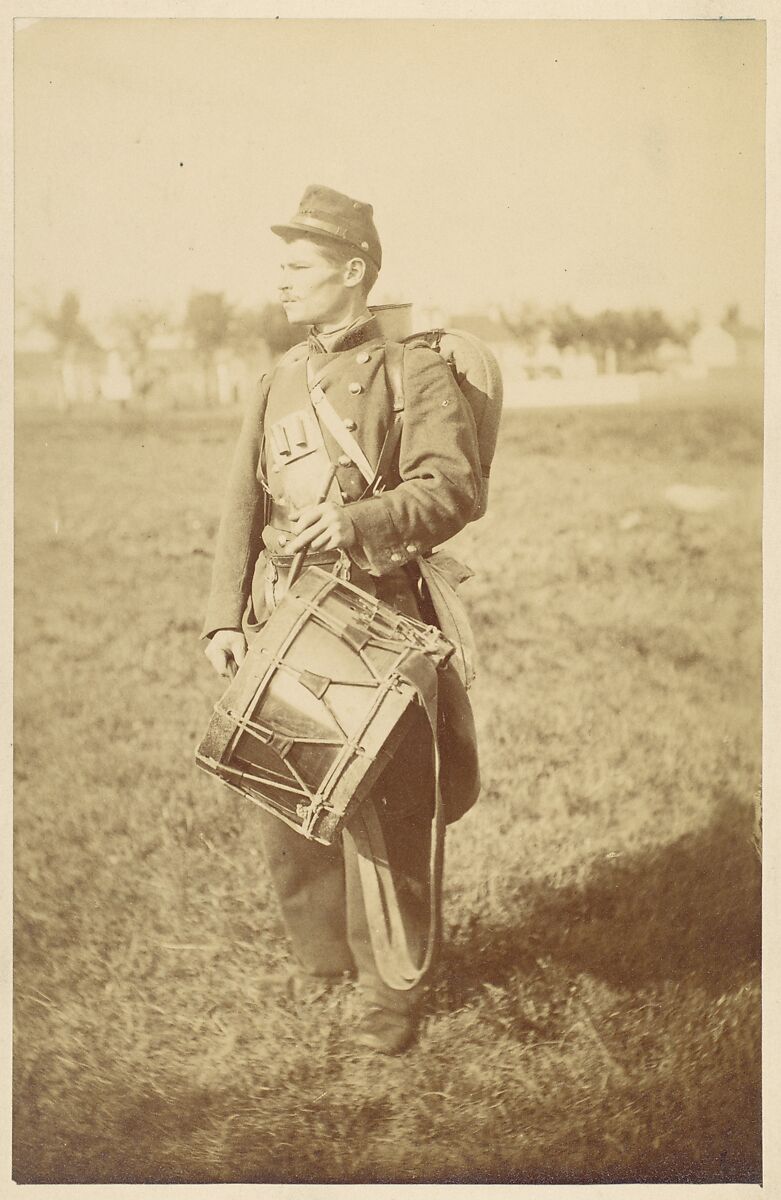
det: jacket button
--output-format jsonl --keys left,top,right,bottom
{"left": 337, "top": 454, "right": 352, "bottom": 467}
{"left": 406, "top": 544, "right": 417, "bottom": 554}
{"left": 344, "top": 418, "right": 357, "bottom": 431}
{"left": 390, "top": 552, "right": 402, "bottom": 563}
{"left": 356, "top": 352, "right": 370, "bottom": 364}
{"left": 348, "top": 382, "right": 363, "bottom": 395}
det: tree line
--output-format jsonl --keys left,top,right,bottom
{"left": 497, "top": 302, "right": 705, "bottom": 373}
{"left": 22, "top": 290, "right": 301, "bottom": 403}
{"left": 21, "top": 289, "right": 751, "bottom": 404}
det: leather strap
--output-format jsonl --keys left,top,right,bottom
{"left": 417, "top": 554, "right": 477, "bottom": 690}
{"left": 306, "top": 346, "right": 406, "bottom": 497}
{"left": 306, "top": 362, "right": 376, "bottom": 485}
{"left": 383, "top": 340, "right": 405, "bottom": 414}
{"left": 370, "top": 342, "right": 405, "bottom": 495}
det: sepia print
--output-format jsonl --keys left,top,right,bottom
{"left": 12, "top": 16, "right": 764, "bottom": 1187}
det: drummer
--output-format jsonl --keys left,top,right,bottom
{"left": 202, "top": 184, "right": 481, "bottom": 1054}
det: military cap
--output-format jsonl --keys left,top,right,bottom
{"left": 271, "top": 184, "right": 382, "bottom": 270}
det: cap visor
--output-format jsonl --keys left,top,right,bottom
{"left": 270, "top": 221, "right": 345, "bottom": 246}
{"left": 271, "top": 221, "right": 380, "bottom": 268}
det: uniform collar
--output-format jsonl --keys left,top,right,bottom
{"left": 308, "top": 315, "right": 381, "bottom": 355}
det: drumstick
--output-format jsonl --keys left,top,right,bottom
{"left": 286, "top": 461, "right": 339, "bottom": 591}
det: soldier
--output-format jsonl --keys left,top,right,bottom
{"left": 202, "top": 184, "right": 481, "bottom": 1053}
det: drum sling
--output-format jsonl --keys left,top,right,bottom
{"left": 345, "top": 653, "right": 445, "bottom": 991}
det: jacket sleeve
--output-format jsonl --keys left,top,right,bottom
{"left": 201, "top": 377, "right": 269, "bottom": 638}
{"left": 346, "top": 346, "right": 481, "bottom": 575}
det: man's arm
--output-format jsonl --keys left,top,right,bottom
{"left": 346, "top": 345, "right": 481, "bottom": 574}
{"left": 201, "top": 376, "right": 269, "bottom": 640}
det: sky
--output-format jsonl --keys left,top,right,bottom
{"left": 14, "top": 18, "right": 766, "bottom": 329}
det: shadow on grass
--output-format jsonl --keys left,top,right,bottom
{"left": 441, "top": 797, "right": 761, "bottom": 1006}
{"left": 13, "top": 799, "right": 761, "bottom": 1186}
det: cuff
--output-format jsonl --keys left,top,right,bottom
{"left": 346, "top": 499, "right": 424, "bottom": 576}
{"left": 200, "top": 624, "right": 242, "bottom": 643}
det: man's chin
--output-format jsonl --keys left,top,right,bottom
{"left": 282, "top": 304, "right": 308, "bottom": 326}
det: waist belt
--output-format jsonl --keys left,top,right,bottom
{"left": 265, "top": 548, "right": 341, "bottom": 568}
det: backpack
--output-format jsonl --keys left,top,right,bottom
{"left": 384, "top": 328, "right": 504, "bottom": 521}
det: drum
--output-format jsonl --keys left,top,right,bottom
{"left": 195, "top": 566, "right": 454, "bottom": 845}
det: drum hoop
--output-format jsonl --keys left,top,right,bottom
{"left": 197, "top": 566, "right": 454, "bottom": 844}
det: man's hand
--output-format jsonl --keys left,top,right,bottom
{"left": 205, "top": 629, "right": 247, "bottom": 679}
{"left": 287, "top": 502, "right": 357, "bottom": 555}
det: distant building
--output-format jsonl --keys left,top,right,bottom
{"left": 560, "top": 344, "right": 598, "bottom": 380}
{"left": 689, "top": 324, "right": 738, "bottom": 373}
{"left": 732, "top": 325, "right": 764, "bottom": 372}
{"left": 100, "top": 350, "right": 133, "bottom": 405}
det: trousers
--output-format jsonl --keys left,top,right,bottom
{"left": 256, "top": 708, "right": 437, "bottom": 1014}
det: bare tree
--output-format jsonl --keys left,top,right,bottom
{"left": 721, "top": 303, "right": 742, "bottom": 338}
{"left": 32, "top": 290, "right": 96, "bottom": 349}
{"left": 111, "top": 303, "right": 169, "bottom": 402}
{"left": 185, "top": 291, "right": 233, "bottom": 405}
{"left": 29, "top": 290, "right": 98, "bottom": 409}
{"left": 229, "top": 301, "right": 300, "bottom": 359}
{"left": 496, "top": 301, "right": 547, "bottom": 354}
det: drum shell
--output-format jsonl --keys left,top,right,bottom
{"left": 196, "top": 567, "right": 453, "bottom": 844}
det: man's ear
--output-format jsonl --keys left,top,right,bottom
{"left": 344, "top": 256, "right": 367, "bottom": 290}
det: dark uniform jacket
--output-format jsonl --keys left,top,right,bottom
{"left": 202, "top": 315, "right": 482, "bottom": 638}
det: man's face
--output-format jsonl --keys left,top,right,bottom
{"left": 277, "top": 238, "right": 353, "bottom": 326}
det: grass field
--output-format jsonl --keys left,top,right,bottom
{"left": 13, "top": 373, "right": 762, "bottom": 1184}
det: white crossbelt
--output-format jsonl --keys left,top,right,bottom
{"left": 306, "top": 366, "right": 377, "bottom": 487}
